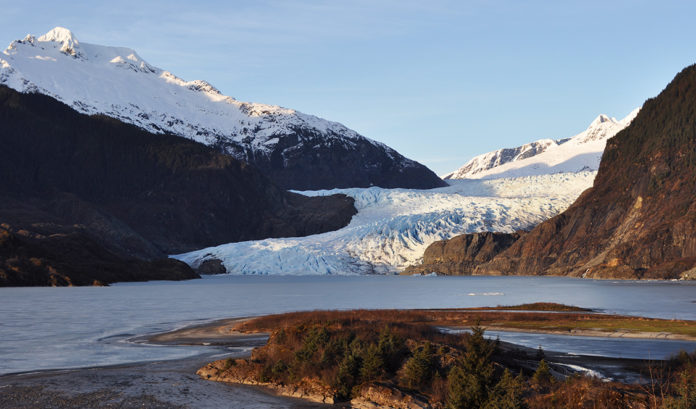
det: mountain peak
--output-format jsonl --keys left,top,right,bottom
{"left": 445, "top": 109, "right": 640, "bottom": 180}
{"left": 589, "top": 113, "right": 615, "bottom": 128}
{"left": 37, "top": 27, "right": 80, "bottom": 56}
{"left": 0, "top": 27, "right": 445, "bottom": 190}
{"left": 38, "top": 26, "right": 78, "bottom": 44}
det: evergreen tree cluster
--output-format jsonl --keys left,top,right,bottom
{"left": 215, "top": 312, "right": 696, "bottom": 408}
{"left": 446, "top": 325, "right": 528, "bottom": 409}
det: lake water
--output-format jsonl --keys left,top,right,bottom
{"left": 1, "top": 275, "right": 695, "bottom": 375}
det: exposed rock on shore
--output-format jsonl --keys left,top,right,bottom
{"left": 0, "top": 222, "right": 198, "bottom": 287}
{"left": 195, "top": 258, "right": 227, "bottom": 275}
{"left": 351, "top": 384, "right": 431, "bottom": 409}
{"left": 403, "top": 231, "right": 523, "bottom": 275}
{"left": 197, "top": 359, "right": 335, "bottom": 404}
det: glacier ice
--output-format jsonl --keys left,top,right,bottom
{"left": 174, "top": 172, "right": 596, "bottom": 275}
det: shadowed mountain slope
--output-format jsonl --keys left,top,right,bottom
{"left": 0, "top": 85, "right": 356, "bottom": 285}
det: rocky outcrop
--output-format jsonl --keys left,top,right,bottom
{"left": 197, "top": 359, "right": 335, "bottom": 404}
{"left": 0, "top": 223, "right": 198, "bottom": 287}
{"left": 351, "top": 384, "right": 431, "bottom": 409}
{"left": 403, "top": 232, "right": 523, "bottom": 275}
{"left": 197, "top": 359, "right": 433, "bottom": 408}
{"left": 0, "top": 85, "right": 356, "bottom": 286}
{"left": 196, "top": 259, "right": 227, "bottom": 275}
{"left": 471, "top": 65, "right": 696, "bottom": 279}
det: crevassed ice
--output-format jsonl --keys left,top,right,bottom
{"left": 174, "top": 172, "right": 596, "bottom": 275}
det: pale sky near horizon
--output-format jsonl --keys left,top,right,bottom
{"left": 1, "top": 0, "right": 695, "bottom": 175}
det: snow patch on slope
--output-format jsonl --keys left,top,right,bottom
{"left": 445, "top": 109, "right": 639, "bottom": 180}
{"left": 174, "top": 172, "right": 596, "bottom": 275}
{"left": 0, "top": 27, "right": 410, "bottom": 165}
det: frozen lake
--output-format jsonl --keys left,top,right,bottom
{"left": 1, "top": 275, "right": 695, "bottom": 375}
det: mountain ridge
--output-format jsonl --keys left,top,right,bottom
{"left": 0, "top": 27, "right": 445, "bottom": 190}
{"left": 444, "top": 109, "right": 639, "bottom": 180}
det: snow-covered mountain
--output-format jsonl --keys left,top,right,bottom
{"left": 0, "top": 27, "right": 444, "bottom": 190}
{"left": 174, "top": 172, "right": 595, "bottom": 275}
{"left": 444, "top": 109, "right": 640, "bottom": 180}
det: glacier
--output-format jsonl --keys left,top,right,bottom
{"left": 174, "top": 172, "right": 596, "bottom": 275}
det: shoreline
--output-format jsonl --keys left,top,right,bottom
{"left": 0, "top": 324, "right": 332, "bottom": 409}
{"left": 3, "top": 308, "right": 694, "bottom": 408}
{"left": 0, "top": 354, "right": 334, "bottom": 409}
{"left": 475, "top": 325, "right": 696, "bottom": 341}
{"left": 140, "top": 316, "right": 269, "bottom": 346}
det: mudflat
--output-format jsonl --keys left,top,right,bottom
{"left": 0, "top": 325, "right": 336, "bottom": 409}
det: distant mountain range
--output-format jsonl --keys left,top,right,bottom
{"left": 444, "top": 109, "right": 639, "bottom": 180}
{"left": 0, "top": 27, "right": 444, "bottom": 190}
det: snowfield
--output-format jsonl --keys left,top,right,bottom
{"left": 174, "top": 172, "right": 596, "bottom": 275}
{"left": 0, "top": 27, "right": 412, "bottom": 166}
{"left": 444, "top": 109, "right": 639, "bottom": 180}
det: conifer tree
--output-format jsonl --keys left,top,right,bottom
{"left": 447, "top": 325, "right": 497, "bottom": 409}
{"left": 403, "top": 341, "right": 436, "bottom": 390}
{"left": 483, "top": 369, "right": 528, "bottom": 409}
{"left": 531, "top": 360, "right": 553, "bottom": 389}
{"left": 360, "top": 343, "right": 384, "bottom": 382}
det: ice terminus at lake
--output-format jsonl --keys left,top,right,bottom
{"left": 175, "top": 171, "right": 596, "bottom": 274}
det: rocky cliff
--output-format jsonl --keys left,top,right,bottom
{"left": 0, "top": 85, "right": 356, "bottom": 286}
{"left": 403, "top": 232, "right": 523, "bottom": 275}
{"left": 471, "top": 65, "right": 696, "bottom": 279}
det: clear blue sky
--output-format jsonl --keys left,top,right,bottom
{"left": 2, "top": 0, "right": 695, "bottom": 174}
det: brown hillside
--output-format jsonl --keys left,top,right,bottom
{"left": 476, "top": 64, "right": 696, "bottom": 279}
{"left": 403, "top": 231, "right": 523, "bottom": 275}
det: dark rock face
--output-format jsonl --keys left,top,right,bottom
{"left": 196, "top": 259, "right": 227, "bottom": 275}
{"left": 0, "top": 85, "right": 357, "bottom": 286}
{"left": 217, "top": 127, "right": 447, "bottom": 191}
{"left": 0, "top": 223, "right": 198, "bottom": 287}
{"left": 403, "top": 232, "right": 523, "bottom": 275}
{"left": 473, "top": 65, "right": 696, "bottom": 280}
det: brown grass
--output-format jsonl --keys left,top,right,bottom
{"left": 235, "top": 305, "right": 696, "bottom": 339}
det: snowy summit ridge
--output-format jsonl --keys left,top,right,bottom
{"left": 444, "top": 109, "right": 640, "bottom": 180}
{"left": 0, "top": 27, "right": 444, "bottom": 190}
{"left": 36, "top": 27, "right": 79, "bottom": 56}
{"left": 0, "top": 26, "right": 350, "bottom": 142}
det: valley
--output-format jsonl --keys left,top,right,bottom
{"left": 175, "top": 172, "right": 595, "bottom": 275}
{"left": 1, "top": 8, "right": 696, "bottom": 408}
